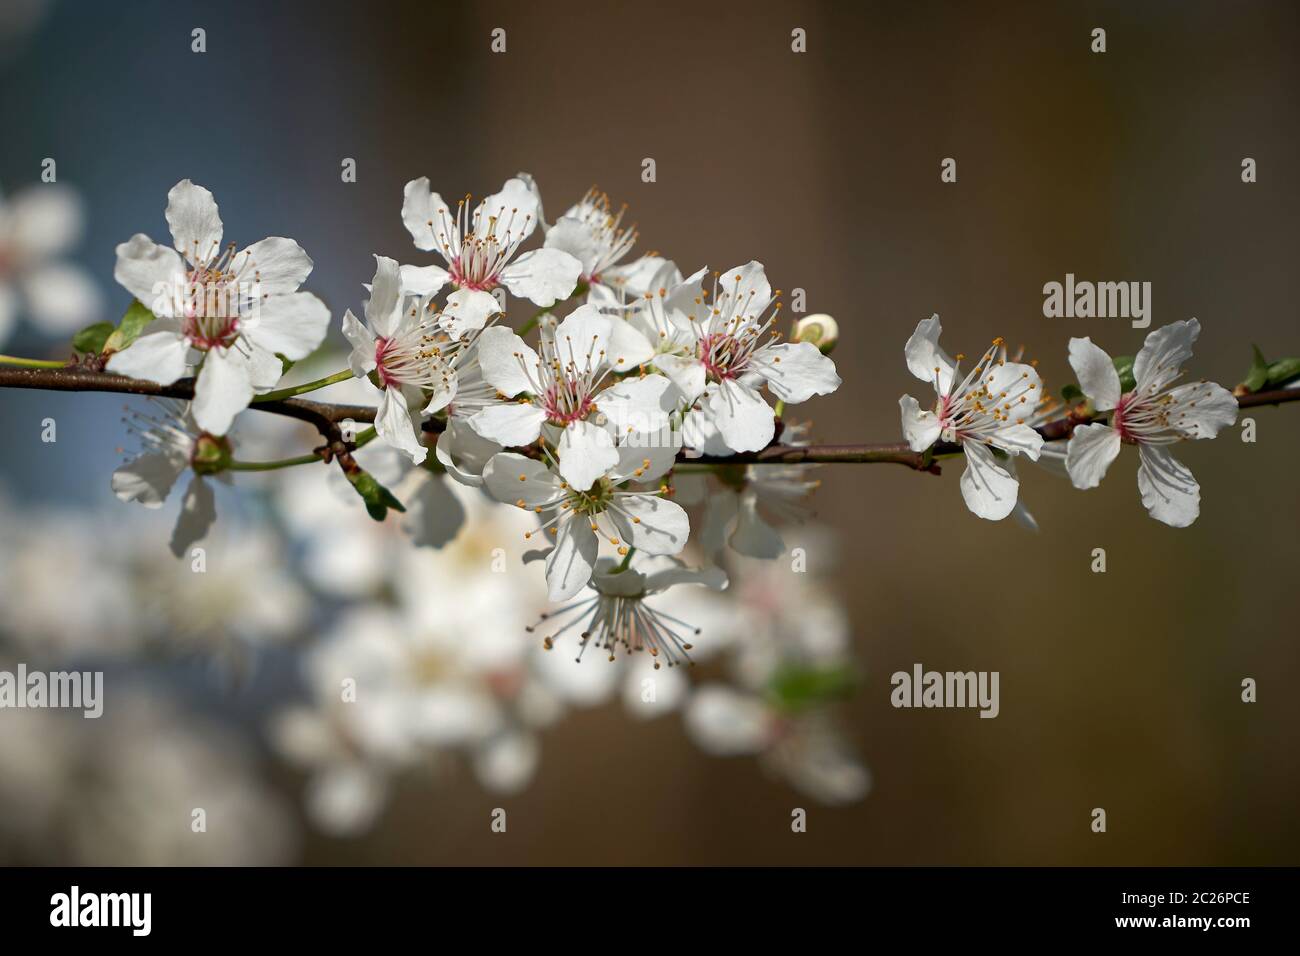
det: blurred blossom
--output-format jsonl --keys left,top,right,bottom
{"left": 0, "top": 678, "right": 296, "bottom": 864}
{"left": 0, "top": 182, "right": 102, "bottom": 345}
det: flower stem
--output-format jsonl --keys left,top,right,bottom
{"left": 253, "top": 369, "right": 355, "bottom": 403}
{"left": 0, "top": 354, "right": 67, "bottom": 369}
{"left": 227, "top": 453, "right": 322, "bottom": 472}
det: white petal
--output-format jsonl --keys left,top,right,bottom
{"left": 656, "top": 352, "right": 706, "bottom": 403}
{"left": 498, "top": 248, "right": 583, "bottom": 307}
{"left": 243, "top": 291, "right": 330, "bottom": 360}
{"left": 1134, "top": 319, "right": 1199, "bottom": 393}
{"left": 482, "top": 451, "right": 564, "bottom": 508}
{"left": 235, "top": 237, "right": 313, "bottom": 296}
{"left": 114, "top": 233, "right": 185, "bottom": 313}
{"left": 545, "top": 515, "right": 599, "bottom": 601}
{"left": 704, "top": 379, "right": 774, "bottom": 453}
{"left": 475, "top": 325, "right": 540, "bottom": 397}
{"left": 717, "top": 261, "right": 772, "bottom": 320}
{"left": 609, "top": 493, "right": 689, "bottom": 554}
{"left": 401, "top": 177, "right": 447, "bottom": 252}
{"left": 403, "top": 473, "right": 466, "bottom": 548}
{"left": 112, "top": 451, "right": 188, "bottom": 508}
{"left": 597, "top": 374, "right": 677, "bottom": 436}
{"left": 959, "top": 440, "right": 1020, "bottom": 520}
{"left": 556, "top": 419, "right": 619, "bottom": 490}
{"left": 169, "top": 474, "right": 217, "bottom": 558}
{"left": 192, "top": 346, "right": 256, "bottom": 435}
{"left": 1067, "top": 337, "right": 1121, "bottom": 410}
{"left": 904, "top": 314, "right": 955, "bottom": 392}
{"left": 1065, "top": 422, "right": 1122, "bottom": 490}
{"left": 374, "top": 386, "right": 427, "bottom": 464}
{"left": 552, "top": 302, "right": 610, "bottom": 359}
{"left": 1167, "top": 381, "right": 1238, "bottom": 439}
{"left": 342, "top": 308, "right": 377, "bottom": 376}
{"left": 478, "top": 176, "right": 542, "bottom": 244}
{"left": 104, "top": 329, "right": 189, "bottom": 384}
{"left": 611, "top": 429, "right": 681, "bottom": 483}
{"left": 164, "top": 179, "right": 223, "bottom": 258}
{"left": 543, "top": 215, "right": 602, "bottom": 275}
{"left": 399, "top": 263, "right": 451, "bottom": 296}
{"left": 601, "top": 254, "right": 672, "bottom": 298}
{"left": 470, "top": 401, "right": 547, "bottom": 448}
{"left": 435, "top": 418, "right": 502, "bottom": 488}
{"left": 753, "top": 341, "right": 841, "bottom": 403}
{"left": 442, "top": 288, "right": 501, "bottom": 338}
{"left": 899, "top": 394, "right": 942, "bottom": 451}
{"left": 606, "top": 317, "right": 656, "bottom": 370}
{"left": 730, "top": 491, "right": 785, "bottom": 558}
{"left": 1137, "top": 444, "right": 1200, "bottom": 527}
{"left": 988, "top": 422, "right": 1044, "bottom": 461}
{"left": 365, "top": 255, "right": 404, "bottom": 338}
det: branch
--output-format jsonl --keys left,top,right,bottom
{"left": 1, "top": 366, "right": 1297, "bottom": 474}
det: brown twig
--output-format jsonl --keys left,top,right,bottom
{"left": 1, "top": 366, "right": 1297, "bottom": 473}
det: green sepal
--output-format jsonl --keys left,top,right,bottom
{"left": 1243, "top": 345, "right": 1270, "bottom": 393}
{"left": 72, "top": 321, "right": 114, "bottom": 355}
{"left": 1112, "top": 355, "right": 1136, "bottom": 393}
{"left": 1266, "top": 357, "right": 1300, "bottom": 389}
{"left": 103, "top": 300, "right": 157, "bottom": 355}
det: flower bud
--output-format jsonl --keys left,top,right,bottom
{"left": 792, "top": 313, "right": 838, "bottom": 354}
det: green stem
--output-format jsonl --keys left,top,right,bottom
{"left": 616, "top": 546, "right": 637, "bottom": 572}
{"left": 227, "top": 425, "right": 378, "bottom": 472}
{"left": 253, "top": 369, "right": 355, "bottom": 403}
{"left": 774, "top": 400, "right": 786, "bottom": 419}
{"left": 227, "top": 453, "right": 322, "bottom": 472}
{"left": 0, "top": 354, "right": 67, "bottom": 369}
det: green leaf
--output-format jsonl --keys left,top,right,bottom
{"left": 103, "top": 300, "right": 156, "bottom": 354}
{"left": 346, "top": 469, "right": 406, "bottom": 521}
{"left": 72, "top": 321, "right": 114, "bottom": 355}
{"left": 1112, "top": 355, "right": 1136, "bottom": 393}
{"left": 1242, "top": 345, "right": 1270, "bottom": 393}
{"left": 1266, "top": 357, "right": 1300, "bottom": 389}
{"left": 1060, "top": 382, "right": 1084, "bottom": 404}
{"left": 766, "top": 664, "right": 855, "bottom": 714}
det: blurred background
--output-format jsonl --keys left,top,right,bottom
{"left": 0, "top": 0, "right": 1297, "bottom": 864}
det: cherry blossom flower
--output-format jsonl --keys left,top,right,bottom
{"left": 0, "top": 182, "right": 102, "bottom": 344}
{"left": 1064, "top": 319, "right": 1238, "bottom": 527}
{"left": 542, "top": 186, "right": 667, "bottom": 305}
{"left": 105, "top": 180, "right": 330, "bottom": 435}
{"left": 110, "top": 398, "right": 228, "bottom": 557}
{"left": 471, "top": 303, "right": 679, "bottom": 489}
{"left": 664, "top": 261, "right": 841, "bottom": 454}
{"left": 482, "top": 435, "right": 689, "bottom": 601}
{"left": 342, "top": 255, "right": 498, "bottom": 465}
{"left": 399, "top": 174, "right": 582, "bottom": 323}
{"left": 527, "top": 554, "right": 725, "bottom": 669}
{"left": 898, "top": 315, "right": 1044, "bottom": 520}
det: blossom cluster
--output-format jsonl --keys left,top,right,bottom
{"left": 106, "top": 176, "right": 843, "bottom": 639}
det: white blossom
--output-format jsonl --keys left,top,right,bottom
{"left": 1065, "top": 319, "right": 1237, "bottom": 527}
{"left": 105, "top": 180, "right": 330, "bottom": 435}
